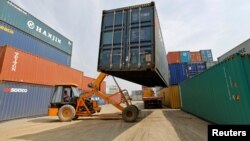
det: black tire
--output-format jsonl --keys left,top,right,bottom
{"left": 144, "top": 101, "right": 148, "bottom": 109}
{"left": 122, "top": 106, "right": 138, "bottom": 122}
{"left": 58, "top": 105, "right": 75, "bottom": 122}
{"left": 73, "top": 115, "right": 79, "bottom": 120}
{"left": 130, "top": 105, "right": 139, "bottom": 115}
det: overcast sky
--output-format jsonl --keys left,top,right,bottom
{"left": 11, "top": 0, "right": 250, "bottom": 93}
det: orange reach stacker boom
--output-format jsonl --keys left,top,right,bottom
{"left": 48, "top": 73, "right": 139, "bottom": 122}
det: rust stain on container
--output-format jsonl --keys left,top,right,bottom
{"left": 167, "top": 52, "right": 180, "bottom": 64}
{"left": 0, "top": 45, "right": 83, "bottom": 86}
{"left": 160, "top": 85, "right": 180, "bottom": 109}
{"left": 190, "top": 51, "right": 202, "bottom": 62}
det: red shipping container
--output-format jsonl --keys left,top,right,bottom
{"left": 81, "top": 75, "right": 106, "bottom": 93}
{"left": 108, "top": 93, "right": 121, "bottom": 104}
{"left": 190, "top": 51, "right": 202, "bottom": 62}
{"left": 167, "top": 52, "right": 180, "bottom": 64}
{"left": 0, "top": 45, "right": 83, "bottom": 86}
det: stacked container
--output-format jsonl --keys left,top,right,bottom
{"left": 0, "top": 1, "right": 78, "bottom": 121}
{"left": 0, "top": 1, "right": 72, "bottom": 66}
{"left": 167, "top": 50, "right": 214, "bottom": 85}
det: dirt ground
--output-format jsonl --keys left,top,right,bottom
{"left": 0, "top": 101, "right": 210, "bottom": 141}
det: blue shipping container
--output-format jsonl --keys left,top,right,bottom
{"left": 200, "top": 50, "right": 213, "bottom": 62}
{"left": 98, "top": 2, "right": 169, "bottom": 87}
{"left": 180, "top": 51, "right": 191, "bottom": 63}
{"left": 187, "top": 62, "right": 206, "bottom": 78}
{"left": 169, "top": 63, "right": 187, "bottom": 85}
{"left": 0, "top": 21, "right": 71, "bottom": 66}
{"left": 0, "top": 82, "right": 53, "bottom": 121}
{"left": 0, "top": 0, "right": 73, "bottom": 55}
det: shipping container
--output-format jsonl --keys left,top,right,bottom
{"left": 81, "top": 75, "right": 106, "bottom": 93}
{"left": 160, "top": 85, "right": 180, "bottom": 109}
{"left": 206, "top": 61, "right": 218, "bottom": 69}
{"left": 0, "top": 0, "right": 72, "bottom": 55}
{"left": 190, "top": 51, "right": 201, "bottom": 62}
{"left": 167, "top": 52, "right": 180, "bottom": 64}
{"left": 186, "top": 62, "right": 206, "bottom": 78}
{"left": 97, "top": 2, "right": 169, "bottom": 87}
{"left": 200, "top": 50, "right": 213, "bottom": 62}
{"left": 0, "top": 45, "right": 83, "bottom": 86}
{"left": 0, "top": 21, "right": 71, "bottom": 66}
{"left": 108, "top": 93, "right": 122, "bottom": 104}
{"left": 218, "top": 38, "right": 250, "bottom": 62}
{"left": 180, "top": 51, "right": 191, "bottom": 63}
{"left": 0, "top": 81, "right": 53, "bottom": 121}
{"left": 180, "top": 54, "right": 250, "bottom": 124}
{"left": 131, "top": 90, "right": 143, "bottom": 101}
{"left": 169, "top": 63, "right": 187, "bottom": 85}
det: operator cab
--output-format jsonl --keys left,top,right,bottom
{"left": 50, "top": 84, "right": 81, "bottom": 107}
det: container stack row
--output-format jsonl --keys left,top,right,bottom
{"left": 167, "top": 50, "right": 216, "bottom": 85}
{"left": 0, "top": 1, "right": 107, "bottom": 121}
{"left": 160, "top": 50, "right": 216, "bottom": 109}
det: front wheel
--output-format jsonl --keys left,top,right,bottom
{"left": 122, "top": 106, "right": 138, "bottom": 122}
{"left": 58, "top": 105, "right": 76, "bottom": 122}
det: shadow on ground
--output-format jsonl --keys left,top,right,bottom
{"left": 14, "top": 108, "right": 153, "bottom": 141}
{"left": 162, "top": 109, "right": 211, "bottom": 141}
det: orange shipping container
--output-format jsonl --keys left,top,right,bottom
{"left": 167, "top": 52, "right": 180, "bottom": 64}
{"left": 190, "top": 51, "right": 202, "bottom": 62}
{"left": 0, "top": 45, "right": 83, "bottom": 86}
{"left": 81, "top": 75, "right": 106, "bottom": 93}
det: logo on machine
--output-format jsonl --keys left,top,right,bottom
{"left": 4, "top": 88, "right": 28, "bottom": 93}
{"left": 11, "top": 51, "right": 19, "bottom": 72}
{"left": 26, "top": 20, "right": 62, "bottom": 45}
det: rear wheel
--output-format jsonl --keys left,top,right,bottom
{"left": 58, "top": 105, "right": 75, "bottom": 122}
{"left": 130, "top": 105, "right": 139, "bottom": 115}
{"left": 122, "top": 106, "right": 138, "bottom": 122}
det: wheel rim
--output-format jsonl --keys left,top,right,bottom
{"left": 62, "top": 107, "right": 72, "bottom": 118}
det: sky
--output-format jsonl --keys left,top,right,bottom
{"left": 11, "top": 0, "right": 250, "bottom": 93}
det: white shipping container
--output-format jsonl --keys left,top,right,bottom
{"left": 218, "top": 38, "right": 250, "bottom": 62}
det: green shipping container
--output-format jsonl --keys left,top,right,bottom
{"left": 180, "top": 54, "right": 250, "bottom": 124}
{"left": 0, "top": 0, "right": 72, "bottom": 55}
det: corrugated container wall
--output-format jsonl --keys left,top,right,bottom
{"left": 190, "top": 51, "right": 201, "bottom": 62}
{"left": 186, "top": 62, "right": 206, "bottom": 78}
{"left": 0, "top": 0, "right": 72, "bottom": 55}
{"left": 200, "top": 50, "right": 213, "bottom": 62}
{"left": 0, "top": 45, "right": 83, "bottom": 86}
{"left": 160, "top": 85, "right": 180, "bottom": 109}
{"left": 218, "top": 38, "right": 250, "bottom": 62}
{"left": 180, "top": 54, "right": 250, "bottom": 124}
{"left": 81, "top": 76, "right": 106, "bottom": 93}
{"left": 180, "top": 51, "right": 191, "bottom": 63}
{"left": 0, "top": 21, "right": 71, "bottom": 66}
{"left": 0, "top": 81, "right": 53, "bottom": 121}
{"left": 169, "top": 63, "right": 187, "bottom": 85}
{"left": 97, "top": 2, "right": 169, "bottom": 87}
{"left": 167, "top": 52, "right": 180, "bottom": 64}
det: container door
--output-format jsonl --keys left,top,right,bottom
{"left": 99, "top": 11, "right": 126, "bottom": 69}
{"left": 126, "top": 7, "right": 154, "bottom": 69}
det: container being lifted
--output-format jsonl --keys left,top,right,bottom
{"left": 97, "top": 2, "right": 169, "bottom": 87}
